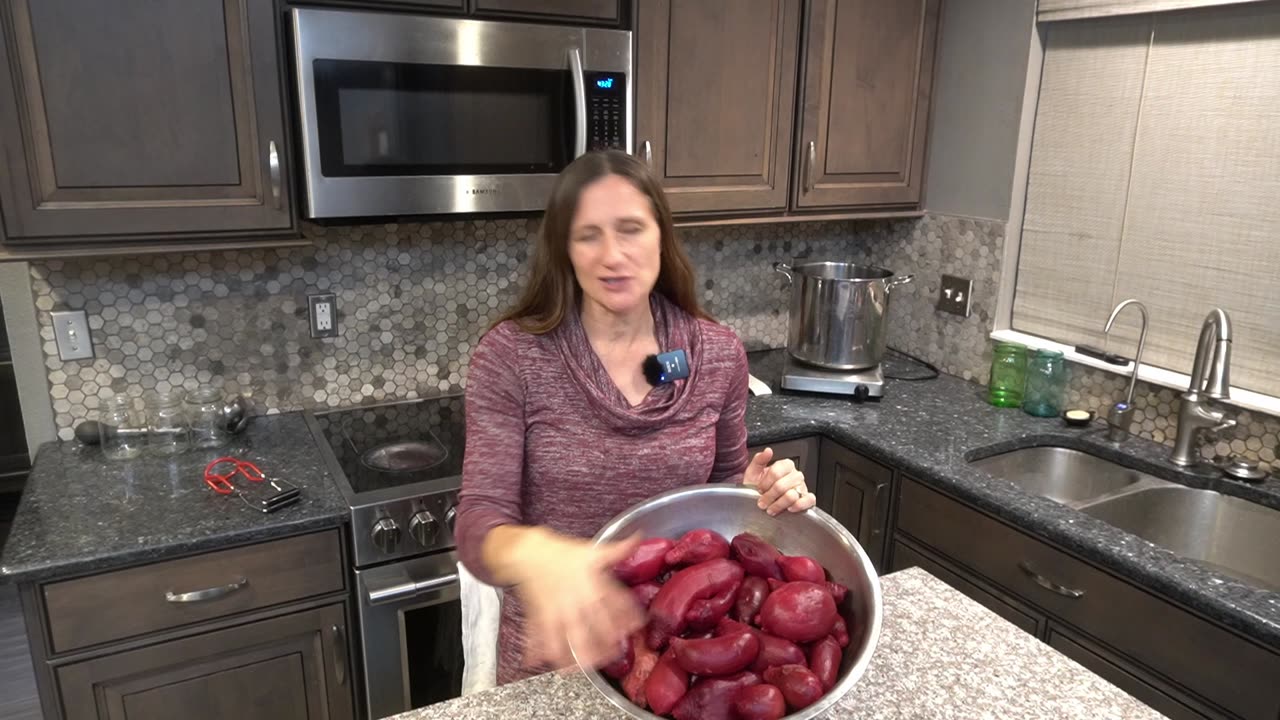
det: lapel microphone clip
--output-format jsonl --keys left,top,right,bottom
{"left": 642, "top": 349, "right": 690, "bottom": 385}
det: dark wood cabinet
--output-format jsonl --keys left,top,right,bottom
{"left": 472, "top": 0, "right": 621, "bottom": 23}
{"left": 819, "top": 439, "right": 892, "bottom": 572}
{"left": 793, "top": 0, "right": 939, "bottom": 209}
{"left": 635, "top": 0, "right": 801, "bottom": 213}
{"left": 56, "top": 603, "right": 352, "bottom": 720}
{"left": 0, "top": 0, "right": 294, "bottom": 247}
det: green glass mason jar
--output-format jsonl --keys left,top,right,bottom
{"left": 1023, "top": 349, "right": 1067, "bottom": 417}
{"left": 987, "top": 342, "right": 1028, "bottom": 408}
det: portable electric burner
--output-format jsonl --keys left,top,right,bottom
{"left": 780, "top": 356, "right": 885, "bottom": 400}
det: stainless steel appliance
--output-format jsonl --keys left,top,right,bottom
{"left": 304, "top": 397, "right": 467, "bottom": 719}
{"left": 290, "top": 8, "right": 633, "bottom": 219}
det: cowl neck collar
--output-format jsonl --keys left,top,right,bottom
{"left": 553, "top": 293, "right": 703, "bottom": 434}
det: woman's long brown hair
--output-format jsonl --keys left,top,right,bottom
{"left": 494, "top": 150, "right": 709, "bottom": 334}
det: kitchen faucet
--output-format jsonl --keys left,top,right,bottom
{"left": 1102, "top": 299, "right": 1149, "bottom": 442}
{"left": 1171, "top": 309, "right": 1237, "bottom": 466}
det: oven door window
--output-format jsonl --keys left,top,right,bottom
{"left": 403, "top": 595, "right": 464, "bottom": 708}
{"left": 313, "top": 59, "right": 574, "bottom": 177}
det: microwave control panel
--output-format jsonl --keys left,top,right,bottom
{"left": 585, "top": 72, "right": 627, "bottom": 152}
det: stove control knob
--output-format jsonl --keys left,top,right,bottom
{"left": 852, "top": 384, "right": 870, "bottom": 402}
{"left": 444, "top": 506, "right": 458, "bottom": 533}
{"left": 371, "top": 517, "right": 401, "bottom": 553}
{"left": 409, "top": 511, "right": 440, "bottom": 547}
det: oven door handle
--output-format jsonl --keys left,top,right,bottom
{"left": 569, "top": 47, "right": 587, "bottom": 158}
{"left": 366, "top": 572, "right": 459, "bottom": 605}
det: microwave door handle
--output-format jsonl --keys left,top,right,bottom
{"left": 569, "top": 47, "right": 587, "bottom": 158}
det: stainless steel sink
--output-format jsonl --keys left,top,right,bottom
{"left": 970, "top": 445, "right": 1280, "bottom": 591}
{"left": 1081, "top": 486, "right": 1280, "bottom": 591}
{"left": 969, "top": 446, "right": 1150, "bottom": 504}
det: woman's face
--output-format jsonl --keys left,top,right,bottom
{"left": 568, "top": 173, "right": 662, "bottom": 318}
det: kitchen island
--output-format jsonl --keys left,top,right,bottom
{"left": 386, "top": 567, "right": 1161, "bottom": 720}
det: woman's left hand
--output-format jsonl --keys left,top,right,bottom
{"left": 743, "top": 447, "right": 817, "bottom": 516}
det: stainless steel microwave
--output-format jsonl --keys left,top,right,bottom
{"left": 290, "top": 8, "right": 632, "bottom": 219}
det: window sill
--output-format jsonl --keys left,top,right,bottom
{"left": 989, "top": 329, "right": 1280, "bottom": 417}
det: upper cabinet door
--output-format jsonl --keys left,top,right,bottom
{"left": 472, "top": 0, "right": 621, "bottom": 24}
{"left": 0, "top": 0, "right": 294, "bottom": 244}
{"left": 636, "top": 0, "right": 801, "bottom": 214}
{"left": 794, "top": 0, "right": 939, "bottom": 209}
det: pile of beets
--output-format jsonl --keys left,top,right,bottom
{"left": 601, "top": 529, "right": 854, "bottom": 720}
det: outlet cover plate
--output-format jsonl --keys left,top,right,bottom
{"left": 308, "top": 293, "right": 338, "bottom": 339}
{"left": 51, "top": 309, "right": 94, "bottom": 360}
{"left": 937, "top": 275, "right": 973, "bottom": 317}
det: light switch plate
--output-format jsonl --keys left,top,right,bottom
{"left": 937, "top": 275, "right": 973, "bottom": 317}
{"left": 51, "top": 309, "right": 94, "bottom": 360}
{"left": 308, "top": 293, "right": 338, "bottom": 339}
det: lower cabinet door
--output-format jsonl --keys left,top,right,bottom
{"left": 1045, "top": 623, "right": 1223, "bottom": 720}
{"left": 821, "top": 440, "right": 892, "bottom": 572}
{"left": 56, "top": 603, "right": 352, "bottom": 720}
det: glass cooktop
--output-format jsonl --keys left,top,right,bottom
{"left": 315, "top": 395, "right": 466, "bottom": 494}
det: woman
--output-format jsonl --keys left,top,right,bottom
{"left": 456, "top": 150, "right": 815, "bottom": 685}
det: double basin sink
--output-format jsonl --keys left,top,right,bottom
{"left": 970, "top": 446, "right": 1280, "bottom": 591}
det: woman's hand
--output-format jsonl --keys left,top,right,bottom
{"left": 499, "top": 527, "right": 646, "bottom": 672}
{"left": 743, "top": 447, "right": 817, "bottom": 516}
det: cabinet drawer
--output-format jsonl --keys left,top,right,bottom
{"left": 897, "top": 478, "right": 1280, "bottom": 720}
{"left": 43, "top": 530, "right": 344, "bottom": 654}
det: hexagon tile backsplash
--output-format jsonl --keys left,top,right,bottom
{"left": 26, "top": 212, "right": 1279, "bottom": 470}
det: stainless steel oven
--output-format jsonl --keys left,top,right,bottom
{"left": 290, "top": 7, "right": 633, "bottom": 219}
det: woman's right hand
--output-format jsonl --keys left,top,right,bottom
{"left": 504, "top": 528, "right": 646, "bottom": 672}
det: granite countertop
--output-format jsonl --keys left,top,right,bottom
{"left": 385, "top": 567, "right": 1162, "bottom": 720}
{"left": 0, "top": 412, "right": 348, "bottom": 584}
{"left": 745, "top": 349, "right": 1280, "bottom": 649}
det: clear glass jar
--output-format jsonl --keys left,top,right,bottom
{"left": 1023, "top": 349, "right": 1068, "bottom": 417}
{"left": 99, "top": 393, "right": 145, "bottom": 460}
{"left": 185, "top": 387, "right": 228, "bottom": 450}
{"left": 987, "top": 341, "right": 1028, "bottom": 408}
{"left": 146, "top": 390, "right": 189, "bottom": 456}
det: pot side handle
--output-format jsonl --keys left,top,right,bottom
{"left": 773, "top": 262, "right": 793, "bottom": 284}
{"left": 886, "top": 274, "right": 915, "bottom": 292}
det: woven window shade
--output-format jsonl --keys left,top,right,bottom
{"left": 1037, "top": 0, "right": 1269, "bottom": 22}
{"left": 1014, "top": 3, "right": 1280, "bottom": 397}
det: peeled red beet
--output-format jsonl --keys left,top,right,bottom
{"left": 621, "top": 631, "right": 660, "bottom": 708}
{"left": 614, "top": 537, "right": 675, "bottom": 585}
{"left": 778, "top": 554, "right": 825, "bottom": 584}
{"left": 758, "top": 581, "right": 837, "bottom": 643}
{"left": 671, "top": 672, "right": 761, "bottom": 720}
{"left": 734, "top": 684, "right": 787, "bottom": 720}
{"left": 601, "top": 633, "right": 633, "bottom": 680}
{"left": 766, "top": 577, "right": 786, "bottom": 593}
{"left": 826, "top": 581, "right": 850, "bottom": 604}
{"left": 645, "top": 648, "right": 689, "bottom": 716}
{"left": 733, "top": 576, "right": 770, "bottom": 624}
{"left": 752, "top": 632, "right": 807, "bottom": 673}
{"left": 631, "top": 581, "right": 662, "bottom": 608}
{"left": 808, "top": 635, "right": 841, "bottom": 691}
{"left": 665, "top": 528, "right": 730, "bottom": 566}
{"left": 730, "top": 533, "right": 784, "bottom": 580}
{"left": 831, "top": 615, "right": 851, "bottom": 648}
{"left": 648, "top": 558, "right": 745, "bottom": 649}
{"left": 670, "top": 630, "right": 759, "bottom": 676}
{"left": 685, "top": 578, "right": 741, "bottom": 630}
{"left": 763, "top": 664, "right": 824, "bottom": 710}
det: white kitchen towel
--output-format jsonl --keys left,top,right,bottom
{"left": 458, "top": 561, "right": 503, "bottom": 695}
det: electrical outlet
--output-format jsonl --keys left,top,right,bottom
{"left": 51, "top": 309, "right": 94, "bottom": 360}
{"left": 308, "top": 293, "right": 338, "bottom": 338}
{"left": 937, "top": 275, "right": 973, "bottom": 317}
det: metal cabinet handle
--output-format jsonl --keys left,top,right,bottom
{"left": 642, "top": 140, "right": 653, "bottom": 168}
{"left": 1018, "top": 561, "right": 1085, "bottom": 599}
{"left": 803, "top": 141, "right": 816, "bottom": 193}
{"left": 268, "top": 140, "right": 281, "bottom": 210}
{"left": 165, "top": 577, "right": 249, "bottom": 603}
{"left": 568, "top": 48, "right": 587, "bottom": 158}
{"left": 331, "top": 624, "right": 347, "bottom": 686}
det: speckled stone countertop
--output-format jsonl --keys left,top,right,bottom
{"left": 746, "top": 349, "right": 1280, "bottom": 649}
{"left": 0, "top": 412, "right": 347, "bottom": 583}
{"left": 385, "top": 567, "right": 1161, "bottom": 720}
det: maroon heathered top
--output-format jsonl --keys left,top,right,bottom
{"left": 455, "top": 294, "right": 750, "bottom": 684}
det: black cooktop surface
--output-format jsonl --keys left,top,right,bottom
{"left": 315, "top": 395, "right": 466, "bottom": 495}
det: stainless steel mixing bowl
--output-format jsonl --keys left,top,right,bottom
{"left": 574, "top": 484, "right": 883, "bottom": 720}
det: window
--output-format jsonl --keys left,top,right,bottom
{"left": 1007, "top": 1, "right": 1280, "bottom": 402}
